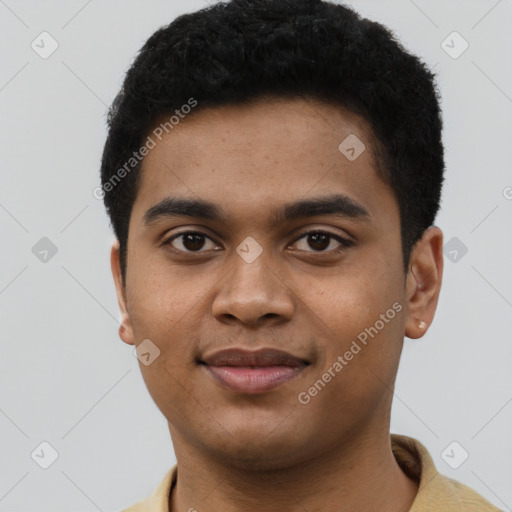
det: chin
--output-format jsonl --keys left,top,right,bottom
{"left": 214, "top": 444, "right": 306, "bottom": 472}
{"left": 201, "top": 424, "right": 313, "bottom": 471}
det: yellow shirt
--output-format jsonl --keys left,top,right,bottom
{"left": 121, "top": 434, "right": 502, "bottom": 511}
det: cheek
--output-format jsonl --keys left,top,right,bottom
{"left": 126, "top": 261, "right": 200, "bottom": 340}
{"left": 126, "top": 267, "right": 206, "bottom": 405}
{"left": 127, "top": 270, "right": 202, "bottom": 421}
{"left": 303, "top": 259, "right": 405, "bottom": 389}
{"left": 296, "top": 302, "right": 405, "bottom": 437}
{"left": 305, "top": 262, "right": 401, "bottom": 340}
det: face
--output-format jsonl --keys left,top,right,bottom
{"left": 111, "top": 97, "right": 443, "bottom": 470}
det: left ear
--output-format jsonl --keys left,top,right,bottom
{"left": 111, "top": 239, "right": 136, "bottom": 346}
{"left": 404, "top": 226, "right": 444, "bottom": 339}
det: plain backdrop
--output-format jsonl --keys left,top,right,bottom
{"left": 1, "top": 0, "right": 511, "bottom": 510}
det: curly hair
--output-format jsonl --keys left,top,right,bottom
{"left": 100, "top": 0, "right": 444, "bottom": 281}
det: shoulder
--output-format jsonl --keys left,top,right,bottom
{"left": 439, "top": 475, "right": 503, "bottom": 511}
{"left": 391, "top": 434, "right": 502, "bottom": 511}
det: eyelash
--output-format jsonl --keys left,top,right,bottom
{"left": 161, "top": 229, "right": 354, "bottom": 255}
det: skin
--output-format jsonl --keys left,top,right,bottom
{"left": 111, "top": 97, "right": 444, "bottom": 512}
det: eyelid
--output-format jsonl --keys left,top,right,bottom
{"left": 289, "top": 228, "right": 353, "bottom": 245}
{"left": 288, "top": 230, "right": 354, "bottom": 254}
{"left": 161, "top": 229, "right": 220, "bottom": 251}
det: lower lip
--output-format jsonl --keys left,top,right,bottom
{"left": 203, "top": 365, "right": 304, "bottom": 394}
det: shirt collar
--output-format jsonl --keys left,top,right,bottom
{"left": 134, "top": 434, "right": 497, "bottom": 511}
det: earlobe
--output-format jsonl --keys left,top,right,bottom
{"left": 110, "top": 240, "right": 136, "bottom": 346}
{"left": 404, "top": 226, "right": 444, "bottom": 340}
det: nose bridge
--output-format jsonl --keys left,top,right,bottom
{"left": 212, "top": 244, "right": 294, "bottom": 324}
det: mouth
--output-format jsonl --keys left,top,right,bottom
{"left": 198, "top": 347, "right": 310, "bottom": 394}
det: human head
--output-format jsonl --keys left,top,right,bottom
{"left": 103, "top": 0, "right": 445, "bottom": 472}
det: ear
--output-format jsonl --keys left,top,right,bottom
{"left": 110, "top": 240, "right": 135, "bottom": 345}
{"left": 404, "top": 226, "right": 444, "bottom": 339}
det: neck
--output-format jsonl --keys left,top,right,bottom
{"left": 168, "top": 426, "right": 418, "bottom": 512}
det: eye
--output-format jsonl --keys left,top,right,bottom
{"left": 163, "top": 231, "right": 220, "bottom": 253}
{"left": 290, "top": 230, "right": 353, "bottom": 253}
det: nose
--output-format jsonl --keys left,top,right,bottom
{"left": 211, "top": 249, "right": 295, "bottom": 326}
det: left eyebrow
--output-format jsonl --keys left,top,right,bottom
{"left": 142, "top": 193, "right": 371, "bottom": 228}
{"left": 269, "top": 194, "right": 370, "bottom": 227}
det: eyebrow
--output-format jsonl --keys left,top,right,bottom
{"left": 143, "top": 194, "right": 370, "bottom": 228}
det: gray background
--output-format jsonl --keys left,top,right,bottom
{"left": 1, "top": 0, "right": 511, "bottom": 510}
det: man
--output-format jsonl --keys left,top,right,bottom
{"left": 99, "top": 0, "right": 501, "bottom": 510}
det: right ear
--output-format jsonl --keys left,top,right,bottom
{"left": 110, "top": 240, "right": 135, "bottom": 345}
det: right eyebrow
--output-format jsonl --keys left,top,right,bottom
{"left": 143, "top": 197, "right": 226, "bottom": 227}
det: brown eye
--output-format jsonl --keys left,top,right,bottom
{"left": 306, "top": 233, "right": 330, "bottom": 251}
{"left": 181, "top": 233, "right": 206, "bottom": 251}
{"left": 164, "top": 232, "right": 219, "bottom": 253}
{"left": 291, "top": 231, "right": 353, "bottom": 253}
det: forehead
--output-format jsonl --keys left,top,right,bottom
{"left": 130, "top": 97, "right": 395, "bottom": 227}
{"left": 146, "top": 97, "right": 377, "bottom": 164}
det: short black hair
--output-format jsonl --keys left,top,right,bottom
{"left": 100, "top": 0, "right": 444, "bottom": 281}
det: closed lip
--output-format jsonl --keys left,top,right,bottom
{"left": 199, "top": 347, "right": 309, "bottom": 368}
{"left": 199, "top": 347, "right": 309, "bottom": 394}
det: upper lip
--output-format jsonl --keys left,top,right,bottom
{"left": 200, "top": 348, "right": 309, "bottom": 367}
